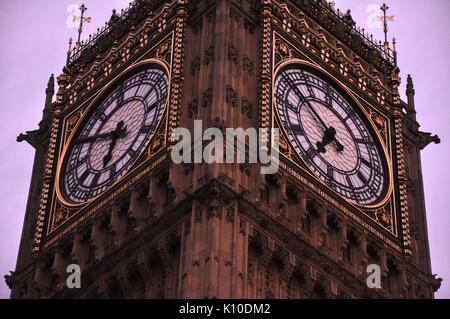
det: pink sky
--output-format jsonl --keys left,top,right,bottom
{"left": 0, "top": 0, "right": 448, "bottom": 298}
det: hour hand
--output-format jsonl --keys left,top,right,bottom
{"left": 316, "top": 127, "right": 336, "bottom": 153}
{"left": 316, "top": 126, "right": 344, "bottom": 153}
{"left": 74, "top": 121, "right": 127, "bottom": 145}
{"left": 102, "top": 121, "right": 127, "bottom": 167}
{"left": 73, "top": 132, "right": 115, "bottom": 144}
{"left": 333, "top": 137, "right": 344, "bottom": 152}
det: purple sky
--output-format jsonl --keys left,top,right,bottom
{"left": 0, "top": 0, "right": 448, "bottom": 299}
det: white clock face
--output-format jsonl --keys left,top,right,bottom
{"left": 275, "top": 65, "right": 388, "bottom": 206}
{"left": 61, "top": 64, "right": 168, "bottom": 204}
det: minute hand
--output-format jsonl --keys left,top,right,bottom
{"left": 304, "top": 98, "right": 344, "bottom": 153}
{"left": 289, "top": 84, "right": 344, "bottom": 153}
{"left": 302, "top": 99, "right": 329, "bottom": 131}
{"left": 73, "top": 131, "right": 116, "bottom": 144}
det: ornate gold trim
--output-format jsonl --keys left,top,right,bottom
{"left": 273, "top": 59, "right": 394, "bottom": 211}
{"left": 55, "top": 59, "right": 171, "bottom": 209}
{"left": 259, "top": 2, "right": 273, "bottom": 131}
{"left": 32, "top": 74, "right": 69, "bottom": 255}
{"left": 393, "top": 108, "right": 412, "bottom": 255}
{"left": 167, "top": 3, "right": 188, "bottom": 143}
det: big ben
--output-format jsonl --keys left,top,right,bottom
{"left": 7, "top": 0, "right": 442, "bottom": 299}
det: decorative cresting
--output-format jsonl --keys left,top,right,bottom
{"left": 66, "top": 0, "right": 168, "bottom": 67}
{"left": 269, "top": 3, "right": 395, "bottom": 111}
{"left": 273, "top": 0, "right": 396, "bottom": 73}
{"left": 64, "top": 3, "right": 177, "bottom": 111}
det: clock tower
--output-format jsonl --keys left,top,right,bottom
{"left": 8, "top": 0, "right": 441, "bottom": 298}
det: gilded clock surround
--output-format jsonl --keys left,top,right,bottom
{"left": 273, "top": 59, "right": 393, "bottom": 207}
{"left": 55, "top": 58, "right": 171, "bottom": 208}
{"left": 28, "top": 0, "right": 191, "bottom": 257}
{"left": 33, "top": 18, "right": 182, "bottom": 254}
{"left": 274, "top": 59, "right": 394, "bottom": 199}
{"left": 50, "top": 59, "right": 172, "bottom": 234}
{"left": 270, "top": 34, "right": 401, "bottom": 248}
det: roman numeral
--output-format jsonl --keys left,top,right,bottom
{"left": 305, "top": 147, "right": 316, "bottom": 161}
{"left": 138, "top": 73, "right": 147, "bottom": 81}
{"left": 343, "top": 109, "right": 356, "bottom": 122}
{"left": 346, "top": 176, "right": 354, "bottom": 188}
{"left": 128, "top": 148, "right": 138, "bottom": 157}
{"left": 91, "top": 174, "right": 100, "bottom": 187}
{"left": 355, "top": 138, "right": 372, "bottom": 145}
{"left": 286, "top": 102, "right": 298, "bottom": 113}
{"left": 284, "top": 74, "right": 308, "bottom": 101}
{"left": 68, "top": 158, "right": 87, "bottom": 174}
{"left": 357, "top": 171, "right": 367, "bottom": 184}
{"left": 78, "top": 170, "right": 90, "bottom": 185}
{"left": 324, "top": 89, "right": 333, "bottom": 107}
{"left": 289, "top": 124, "right": 303, "bottom": 135}
{"left": 143, "top": 88, "right": 155, "bottom": 101}
{"left": 141, "top": 124, "right": 156, "bottom": 133}
{"left": 367, "top": 184, "right": 376, "bottom": 196}
{"left": 116, "top": 84, "right": 125, "bottom": 103}
{"left": 360, "top": 157, "right": 372, "bottom": 169}
{"left": 110, "top": 165, "right": 116, "bottom": 177}
{"left": 306, "top": 85, "right": 315, "bottom": 98}
{"left": 94, "top": 112, "right": 107, "bottom": 122}
{"left": 327, "top": 166, "right": 334, "bottom": 181}
{"left": 345, "top": 176, "right": 359, "bottom": 200}
{"left": 148, "top": 100, "right": 159, "bottom": 111}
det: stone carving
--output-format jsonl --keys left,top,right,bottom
{"left": 228, "top": 44, "right": 240, "bottom": 65}
{"left": 226, "top": 85, "right": 239, "bottom": 108}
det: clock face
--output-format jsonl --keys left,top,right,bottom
{"left": 275, "top": 65, "right": 388, "bottom": 206}
{"left": 60, "top": 64, "right": 168, "bottom": 204}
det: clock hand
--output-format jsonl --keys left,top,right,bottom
{"left": 301, "top": 100, "right": 328, "bottom": 131}
{"left": 287, "top": 86, "right": 344, "bottom": 153}
{"left": 102, "top": 139, "right": 116, "bottom": 168}
{"left": 301, "top": 100, "right": 344, "bottom": 153}
{"left": 332, "top": 136, "right": 344, "bottom": 153}
{"left": 102, "top": 121, "right": 127, "bottom": 168}
{"left": 74, "top": 131, "right": 116, "bottom": 144}
{"left": 74, "top": 120, "right": 128, "bottom": 144}
{"left": 316, "top": 126, "right": 344, "bottom": 153}
{"left": 289, "top": 100, "right": 345, "bottom": 153}
{"left": 284, "top": 76, "right": 329, "bottom": 130}
{"left": 284, "top": 76, "right": 344, "bottom": 153}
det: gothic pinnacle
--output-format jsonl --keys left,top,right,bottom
{"left": 406, "top": 74, "right": 415, "bottom": 96}
{"left": 406, "top": 74, "right": 416, "bottom": 120}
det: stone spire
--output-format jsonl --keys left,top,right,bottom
{"left": 42, "top": 74, "right": 55, "bottom": 120}
{"left": 406, "top": 74, "right": 416, "bottom": 121}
